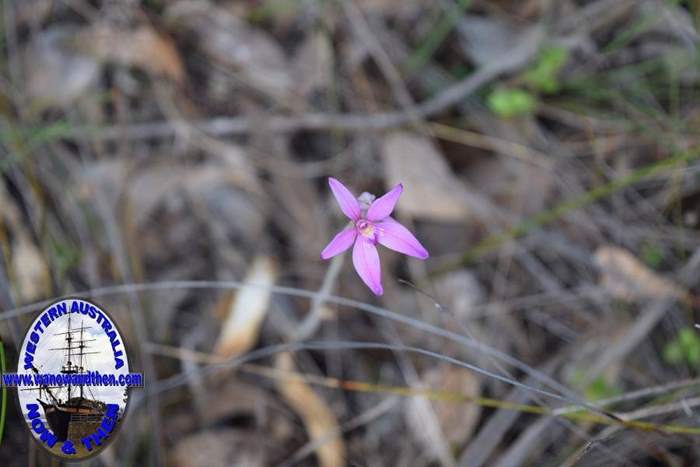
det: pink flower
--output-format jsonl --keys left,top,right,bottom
{"left": 321, "top": 177, "right": 429, "bottom": 296}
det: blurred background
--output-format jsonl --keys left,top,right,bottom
{"left": 1, "top": 0, "right": 700, "bottom": 465}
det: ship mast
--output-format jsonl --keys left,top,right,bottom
{"left": 79, "top": 320, "right": 84, "bottom": 399}
{"left": 66, "top": 313, "right": 72, "bottom": 401}
{"left": 50, "top": 314, "right": 98, "bottom": 404}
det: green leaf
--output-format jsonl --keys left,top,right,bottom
{"left": 664, "top": 341, "right": 683, "bottom": 364}
{"left": 664, "top": 327, "right": 700, "bottom": 368}
{"left": 584, "top": 376, "right": 619, "bottom": 401}
{"left": 524, "top": 46, "right": 568, "bottom": 94}
{"left": 487, "top": 88, "right": 537, "bottom": 118}
{"left": 680, "top": 328, "right": 697, "bottom": 347}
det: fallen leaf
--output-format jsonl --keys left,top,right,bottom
{"left": 276, "top": 353, "right": 345, "bottom": 467}
{"left": 199, "top": 380, "right": 272, "bottom": 425}
{"left": 0, "top": 182, "right": 21, "bottom": 226}
{"left": 21, "top": 27, "right": 101, "bottom": 111}
{"left": 594, "top": 246, "right": 688, "bottom": 303}
{"left": 405, "top": 383, "right": 456, "bottom": 467}
{"left": 83, "top": 24, "right": 185, "bottom": 84}
{"left": 433, "top": 269, "right": 484, "bottom": 322}
{"left": 171, "top": 428, "right": 265, "bottom": 467}
{"left": 457, "top": 16, "right": 522, "bottom": 68}
{"left": 11, "top": 232, "right": 50, "bottom": 303}
{"left": 0, "top": 184, "right": 50, "bottom": 302}
{"left": 422, "top": 364, "right": 481, "bottom": 446}
{"left": 215, "top": 256, "right": 278, "bottom": 358}
{"left": 291, "top": 32, "right": 333, "bottom": 99}
{"left": 381, "top": 131, "right": 470, "bottom": 222}
{"left": 167, "top": 2, "right": 291, "bottom": 97}
{"left": 126, "top": 163, "right": 260, "bottom": 228}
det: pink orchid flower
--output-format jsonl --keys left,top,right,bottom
{"left": 321, "top": 177, "right": 429, "bottom": 296}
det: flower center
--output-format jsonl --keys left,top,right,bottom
{"left": 356, "top": 219, "right": 375, "bottom": 238}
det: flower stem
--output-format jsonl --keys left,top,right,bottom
{"left": 293, "top": 254, "right": 344, "bottom": 341}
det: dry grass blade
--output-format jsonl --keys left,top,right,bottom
{"left": 424, "top": 364, "right": 481, "bottom": 446}
{"left": 214, "top": 256, "right": 277, "bottom": 358}
{"left": 275, "top": 353, "right": 346, "bottom": 467}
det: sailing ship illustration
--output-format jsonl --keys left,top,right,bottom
{"left": 25, "top": 314, "right": 107, "bottom": 441}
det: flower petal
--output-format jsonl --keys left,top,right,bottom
{"left": 352, "top": 237, "right": 383, "bottom": 295}
{"left": 328, "top": 177, "right": 361, "bottom": 220}
{"left": 321, "top": 227, "right": 357, "bottom": 260}
{"left": 375, "top": 217, "right": 429, "bottom": 259}
{"left": 367, "top": 183, "right": 403, "bottom": 221}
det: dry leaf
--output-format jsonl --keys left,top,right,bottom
{"left": 276, "top": 353, "right": 345, "bottom": 467}
{"left": 171, "top": 429, "right": 265, "bottom": 467}
{"left": 198, "top": 380, "right": 272, "bottom": 425}
{"left": 0, "top": 184, "right": 49, "bottom": 302}
{"left": 22, "top": 27, "right": 101, "bottom": 111}
{"left": 422, "top": 364, "right": 481, "bottom": 446}
{"left": 594, "top": 246, "right": 688, "bottom": 302}
{"left": 214, "top": 256, "right": 277, "bottom": 358}
{"left": 458, "top": 16, "right": 522, "bottom": 68}
{"left": 405, "top": 385, "right": 456, "bottom": 467}
{"left": 382, "top": 132, "right": 470, "bottom": 222}
{"left": 11, "top": 233, "right": 50, "bottom": 303}
{"left": 84, "top": 24, "right": 184, "bottom": 84}
{"left": 433, "top": 269, "right": 484, "bottom": 322}
{"left": 167, "top": 2, "right": 291, "bottom": 96}
{"left": 126, "top": 163, "right": 260, "bottom": 227}
{"left": 0, "top": 182, "right": 21, "bottom": 226}
{"left": 291, "top": 32, "right": 333, "bottom": 99}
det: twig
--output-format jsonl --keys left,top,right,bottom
{"left": 292, "top": 254, "right": 344, "bottom": 341}
{"left": 343, "top": 0, "right": 422, "bottom": 123}
{"left": 59, "top": 32, "right": 541, "bottom": 142}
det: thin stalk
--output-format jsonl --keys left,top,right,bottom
{"left": 430, "top": 148, "right": 700, "bottom": 276}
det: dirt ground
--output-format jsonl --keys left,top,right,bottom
{"left": 1, "top": 0, "right": 700, "bottom": 466}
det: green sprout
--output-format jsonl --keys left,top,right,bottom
{"left": 584, "top": 376, "right": 620, "bottom": 401}
{"left": 524, "top": 46, "right": 569, "bottom": 94}
{"left": 487, "top": 88, "right": 537, "bottom": 118}
{"left": 664, "top": 327, "right": 700, "bottom": 368}
{"left": 570, "top": 369, "right": 619, "bottom": 401}
{"left": 486, "top": 45, "right": 568, "bottom": 119}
